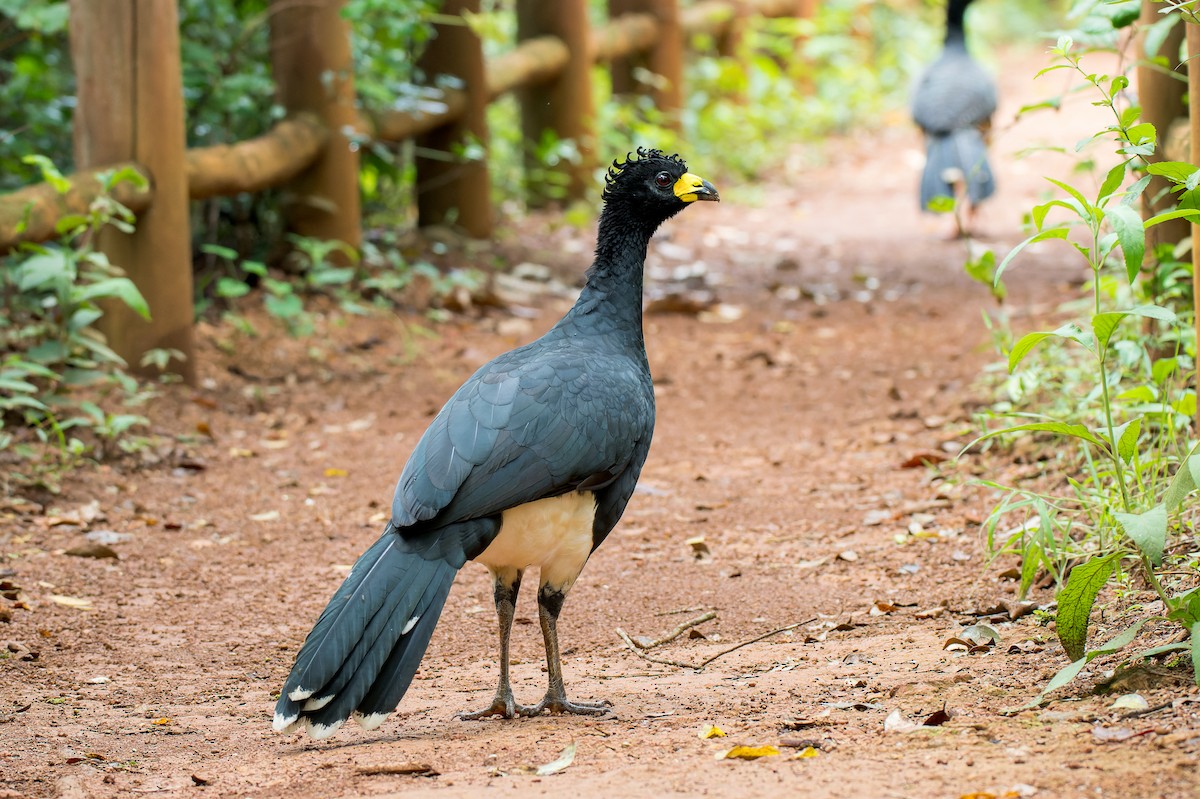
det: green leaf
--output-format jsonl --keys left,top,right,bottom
{"left": 1111, "top": 6, "right": 1140, "bottom": 29}
{"left": 1168, "top": 586, "right": 1200, "bottom": 628}
{"left": 17, "top": 251, "right": 72, "bottom": 291}
{"left": 1112, "top": 417, "right": 1142, "bottom": 463}
{"left": 1152, "top": 357, "right": 1179, "bottom": 384}
{"left": 216, "top": 278, "right": 250, "bottom": 298}
{"left": 200, "top": 244, "right": 238, "bottom": 261}
{"left": 75, "top": 278, "right": 151, "bottom": 320}
{"left": 1092, "top": 305, "right": 1176, "bottom": 353}
{"left": 1013, "top": 619, "right": 1148, "bottom": 712}
{"left": 1009, "top": 323, "right": 1093, "bottom": 371}
{"left": 1125, "top": 122, "right": 1156, "bottom": 147}
{"left": 0, "top": 377, "right": 38, "bottom": 394}
{"left": 1146, "top": 209, "right": 1200, "bottom": 227}
{"left": 995, "top": 227, "right": 1070, "bottom": 285}
{"left": 1104, "top": 203, "right": 1145, "bottom": 282}
{"left": 1114, "top": 505, "right": 1167, "bottom": 565}
{"left": 265, "top": 293, "right": 304, "bottom": 319}
{"left": 1163, "top": 445, "right": 1200, "bottom": 511}
{"left": 1020, "top": 541, "right": 1042, "bottom": 600}
{"left": 1097, "top": 162, "right": 1127, "bottom": 203}
{"left": 926, "top": 196, "right": 955, "bottom": 214}
{"left": 1057, "top": 552, "right": 1121, "bottom": 661}
{"left": 971, "top": 421, "right": 1107, "bottom": 450}
{"left": 1045, "top": 177, "right": 1095, "bottom": 217}
{"left": 1146, "top": 161, "right": 1198, "bottom": 184}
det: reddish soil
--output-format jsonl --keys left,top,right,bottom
{"left": 4, "top": 48, "right": 1200, "bottom": 799}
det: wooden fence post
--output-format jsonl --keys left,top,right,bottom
{"left": 68, "top": 0, "right": 195, "bottom": 383}
{"left": 269, "top": 0, "right": 361, "bottom": 253}
{"left": 416, "top": 1, "right": 493, "bottom": 238}
{"left": 516, "top": 0, "right": 596, "bottom": 206}
{"left": 607, "top": 0, "right": 684, "bottom": 126}
{"left": 1139, "top": 0, "right": 1189, "bottom": 258}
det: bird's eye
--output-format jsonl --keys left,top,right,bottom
{"left": 654, "top": 171, "right": 673, "bottom": 188}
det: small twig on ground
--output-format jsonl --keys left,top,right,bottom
{"left": 617, "top": 617, "right": 818, "bottom": 671}
{"left": 620, "top": 611, "right": 717, "bottom": 650}
{"left": 1121, "top": 701, "right": 1174, "bottom": 720}
{"left": 654, "top": 605, "right": 709, "bottom": 617}
{"left": 356, "top": 763, "right": 438, "bottom": 777}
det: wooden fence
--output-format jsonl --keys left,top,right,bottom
{"left": 0, "top": 0, "right": 816, "bottom": 383}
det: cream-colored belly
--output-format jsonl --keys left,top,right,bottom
{"left": 473, "top": 491, "right": 596, "bottom": 590}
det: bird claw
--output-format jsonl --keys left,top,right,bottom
{"left": 456, "top": 694, "right": 521, "bottom": 721}
{"left": 518, "top": 695, "right": 613, "bottom": 717}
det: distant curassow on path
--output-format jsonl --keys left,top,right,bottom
{"left": 911, "top": 0, "right": 997, "bottom": 224}
{"left": 273, "top": 149, "right": 719, "bottom": 739}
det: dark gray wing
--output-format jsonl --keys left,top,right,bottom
{"left": 390, "top": 343, "right": 653, "bottom": 535}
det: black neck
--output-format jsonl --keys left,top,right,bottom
{"left": 945, "top": 0, "right": 969, "bottom": 47}
{"left": 568, "top": 210, "right": 663, "bottom": 342}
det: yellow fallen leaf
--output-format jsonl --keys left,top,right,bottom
{"left": 719, "top": 745, "right": 780, "bottom": 760}
{"left": 48, "top": 595, "right": 93, "bottom": 610}
{"left": 790, "top": 746, "right": 819, "bottom": 759}
{"left": 324, "top": 467, "right": 348, "bottom": 478}
{"left": 535, "top": 742, "right": 575, "bottom": 776}
{"left": 699, "top": 724, "right": 726, "bottom": 739}
{"left": 152, "top": 717, "right": 171, "bottom": 725}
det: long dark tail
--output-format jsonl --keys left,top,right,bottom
{"left": 920, "top": 127, "right": 994, "bottom": 210}
{"left": 272, "top": 531, "right": 458, "bottom": 739}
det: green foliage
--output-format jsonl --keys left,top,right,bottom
{"left": 0, "top": 2, "right": 74, "bottom": 193}
{"left": 1, "top": 160, "right": 160, "bottom": 484}
{"left": 968, "top": 27, "right": 1200, "bottom": 700}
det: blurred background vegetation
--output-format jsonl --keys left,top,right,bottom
{"left": 1, "top": 0, "right": 1063, "bottom": 258}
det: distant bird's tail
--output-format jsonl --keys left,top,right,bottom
{"left": 272, "top": 529, "right": 458, "bottom": 739}
{"left": 920, "top": 127, "right": 995, "bottom": 211}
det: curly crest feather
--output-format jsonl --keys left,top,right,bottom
{"left": 602, "top": 147, "right": 687, "bottom": 201}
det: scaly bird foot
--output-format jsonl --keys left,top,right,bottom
{"left": 518, "top": 694, "right": 613, "bottom": 717}
{"left": 457, "top": 692, "right": 522, "bottom": 721}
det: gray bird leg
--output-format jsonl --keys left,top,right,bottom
{"left": 519, "top": 585, "right": 612, "bottom": 717}
{"left": 458, "top": 568, "right": 524, "bottom": 720}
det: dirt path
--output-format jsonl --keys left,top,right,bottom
{"left": 4, "top": 48, "right": 1200, "bottom": 799}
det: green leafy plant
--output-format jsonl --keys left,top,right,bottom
{"left": 1, "top": 157, "right": 158, "bottom": 484}
{"left": 968, "top": 32, "right": 1200, "bottom": 701}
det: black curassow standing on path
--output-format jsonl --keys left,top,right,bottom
{"left": 273, "top": 149, "right": 719, "bottom": 739}
{"left": 911, "top": 0, "right": 997, "bottom": 227}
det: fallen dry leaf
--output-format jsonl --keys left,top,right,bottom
{"left": 48, "top": 595, "right": 92, "bottom": 611}
{"left": 789, "top": 746, "right": 819, "bottom": 759}
{"left": 718, "top": 745, "right": 780, "bottom": 760}
{"left": 535, "top": 742, "right": 576, "bottom": 776}
{"left": 249, "top": 510, "right": 281, "bottom": 522}
{"left": 1110, "top": 694, "right": 1149, "bottom": 712}
{"left": 923, "top": 706, "right": 952, "bottom": 726}
{"left": 324, "top": 467, "right": 348, "bottom": 478}
{"left": 900, "top": 451, "right": 950, "bottom": 469}
{"left": 883, "top": 709, "right": 920, "bottom": 733}
{"left": 63, "top": 542, "right": 118, "bottom": 560}
{"left": 837, "top": 550, "right": 858, "bottom": 562}
{"left": 699, "top": 724, "right": 726, "bottom": 739}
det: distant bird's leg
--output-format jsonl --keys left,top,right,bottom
{"left": 519, "top": 585, "right": 612, "bottom": 717}
{"left": 458, "top": 568, "right": 523, "bottom": 720}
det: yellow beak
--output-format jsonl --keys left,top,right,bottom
{"left": 673, "top": 173, "right": 720, "bottom": 202}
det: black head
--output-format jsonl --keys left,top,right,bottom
{"left": 601, "top": 148, "right": 719, "bottom": 227}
